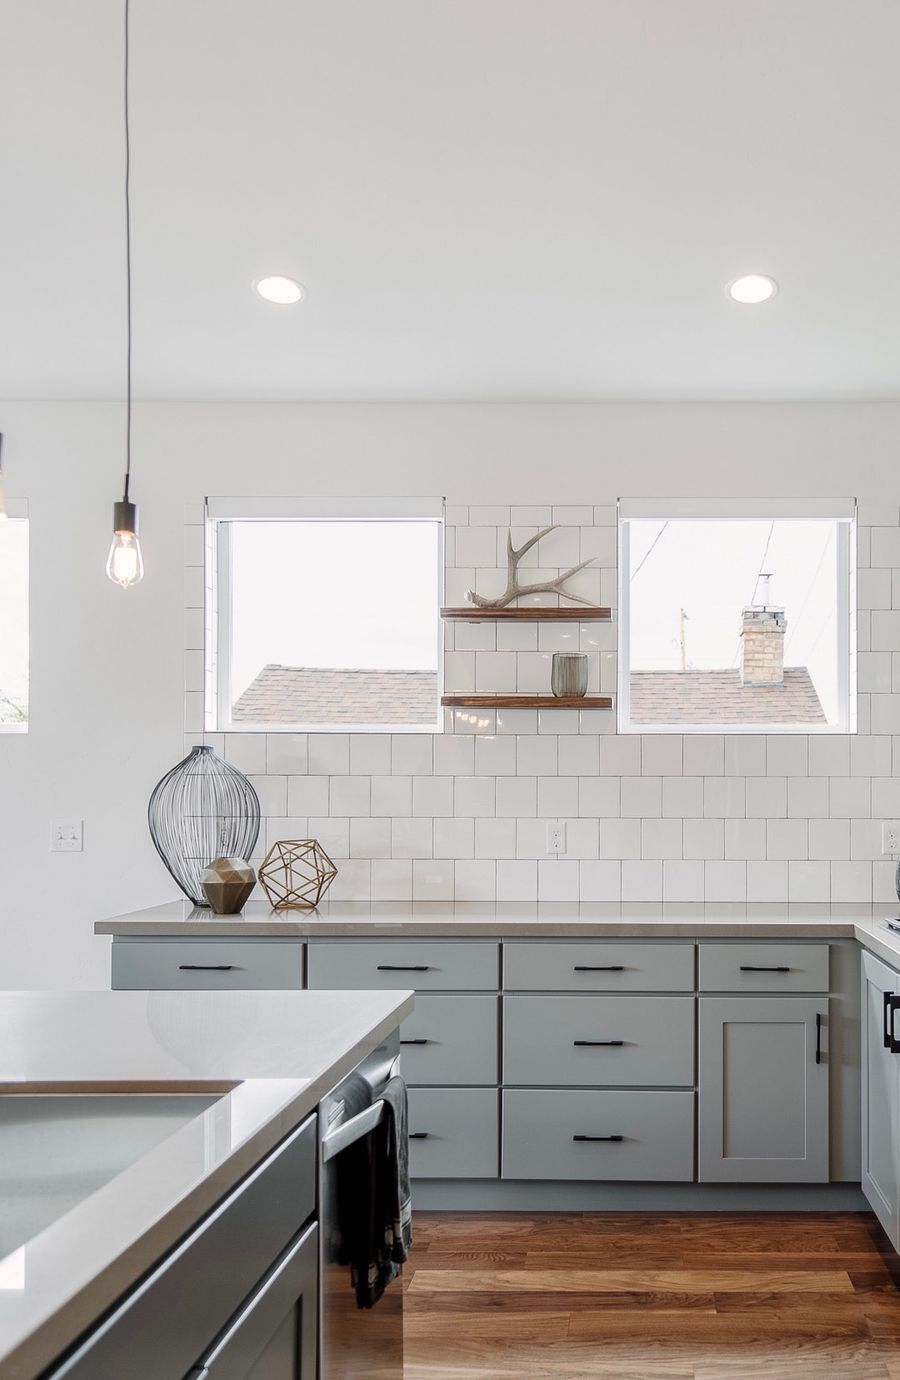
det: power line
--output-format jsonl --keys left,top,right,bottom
{"left": 630, "top": 521, "right": 668, "bottom": 581}
{"left": 784, "top": 529, "right": 833, "bottom": 654}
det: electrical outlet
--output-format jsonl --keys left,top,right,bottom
{"left": 883, "top": 822, "right": 900, "bottom": 856}
{"left": 50, "top": 819, "right": 83, "bottom": 852}
{"left": 546, "top": 822, "right": 566, "bottom": 854}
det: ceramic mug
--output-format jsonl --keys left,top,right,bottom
{"left": 551, "top": 652, "right": 588, "bottom": 698}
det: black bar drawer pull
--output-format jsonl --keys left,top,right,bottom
{"left": 739, "top": 965, "right": 791, "bottom": 973}
{"left": 573, "top": 965, "right": 625, "bottom": 972}
{"left": 178, "top": 964, "right": 236, "bottom": 971}
{"left": 409, "top": 1132, "right": 430, "bottom": 1139}
{"left": 885, "top": 991, "right": 896, "bottom": 1049}
{"left": 573, "top": 1134, "right": 623, "bottom": 1143}
{"left": 573, "top": 1039, "right": 625, "bottom": 1047}
{"left": 815, "top": 1012, "right": 823, "bottom": 1064}
{"left": 377, "top": 964, "right": 431, "bottom": 972}
{"left": 400, "top": 1038, "right": 429, "bottom": 1046}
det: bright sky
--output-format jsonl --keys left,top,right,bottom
{"left": 627, "top": 518, "right": 843, "bottom": 722}
{"left": 230, "top": 521, "right": 440, "bottom": 700}
{"left": 0, "top": 520, "right": 29, "bottom": 725}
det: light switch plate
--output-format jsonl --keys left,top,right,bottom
{"left": 51, "top": 819, "right": 83, "bottom": 852}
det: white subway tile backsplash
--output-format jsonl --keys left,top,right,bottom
{"left": 683, "top": 818, "right": 725, "bottom": 860}
{"left": 454, "top": 859, "right": 497, "bottom": 901}
{"left": 538, "top": 776, "right": 579, "bottom": 817}
{"left": 497, "top": 859, "right": 537, "bottom": 901}
{"left": 469, "top": 505, "right": 511, "bottom": 526}
{"left": 413, "top": 859, "right": 454, "bottom": 901}
{"left": 579, "top": 776, "right": 620, "bottom": 817}
{"left": 517, "top": 735, "right": 558, "bottom": 776}
{"left": 433, "top": 735, "right": 475, "bottom": 775}
{"left": 330, "top": 776, "right": 371, "bottom": 817}
{"left": 248, "top": 775, "right": 287, "bottom": 816}
{"left": 872, "top": 611, "right": 900, "bottom": 650}
{"left": 445, "top": 650, "right": 476, "bottom": 691}
{"left": 454, "top": 622, "right": 497, "bottom": 652}
{"left": 580, "top": 860, "right": 622, "bottom": 902}
{"left": 621, "top": 776, "right": 662, "bottom": 818}
{"left": 787, "top": 777, "right": 829, "bottom": 819}
{"left": 329, "top": 860, "right": 371, "bottom": 901}
{"left": 474, "top": 735, "right": 517, "bottom": 775}
{"left": 851, "top": 819, "right": 885, "bottom": 861}
{"left": 858, "top": 568, "right": 893, "bottom": 610}
{"left": 475, "top": 818, "right": 517, "bottom": 859}
{"left": 766, "top": 736, "right": 808, "bottom": 777}
{"left": 539, "top": 859, "right": 580, "bottom": 902}
{"left": 808, "top": 736, "right": 850, "bottom": 777}
{"left": 371, "top": 775, "right": 412, "bottom": 817}
{"left": 747, "top": 861, "right": 789, "bottom": 902}
{"left": 831, "top": 861, "right": 872, "bottom": 902}
{"left": 641, "top": 736, "right": 683, "bottom": 776}
{"left": 873, "top": 777, "right": 900, "bottom": 816}
{"left": 600, "top": 818, "right": 642, "bottom": 860}
{"left": 391, "top": 818, "right": 433, "bottom": 859}
{"left": 539, "top": 708, "right": 580, "bottom": 733}
{"left": 871, "top": 695, "right": 900, "bottom": 736}
{"left": 789, "top": 861, "right": 830, "bottom": 902}
{"left": 496, "top": 776, "right": 537, "bottom": 817}
{"left": 288, "top": 776, "right": 329, "bottom": 815}
{"left": 350, "top": 818, "right": 391, "bottom": 859}
{"left": 454, "top": 776, "right": 496, "bottom": 817}
{"left": 704, "top": 861, "right": 747, "bottom": 902}
{"left": 724, "top": 818, "right": 766, "bottom": 860}
{"left": 308, "top": 817, "right": 351, "bottom": 858}
{"left": 563, "top": 819, "right": 600, "bottom": 858}
{"left": 662, "top": 777, "right": 703, "bottom": 818}
{"left": 456, "top": 526, "right": 498, "bottom": 567}
{"left": 859, "top": 653, "right": 893, "bottom": 693}
{"left": 871, "top": 526, "right": 900, "bottom": 567}
{"left": 766, "top": 818, "right": 808, "bottom": 860}
{"left": 433, "top": 817, "right": 475, "bottom": 858}
{"left": 641, "top": 818, "right": 683, "bottom": 859}
{"left": 309, "top": 734, "right": 350, "bottom": 776}
{"left": 225, "top": 734, "right": 268, "bottom": 775}
{"left": 475, "top": 651, "right": 517, "bottom": 692}
{"left": 829, "top": 777, "right": 871, "bottom": 817}
{"left": 703, "top": 776, "right": 746, "bottom": 818}
{"left": 599, "top": 735, "right": 641, "bottom": 776}
{"left": 495, "top": 706, "right": 538, "bottom": 732}
{"left": 663, "top": 860, "right": 704, "bottom": 902}
{"left": 851, "top": 734, "right": 892, "bottom": 776}
{"left": 683, "top": 736, "right": 724, "bottom": 776}
{"left": 746, "top": 776, "right": 787, "bottom": 818}
{"left": 559, "top": 733, "right": 599, "bottom": 775}
{"left": 874, "top": 861, "right": 898, "bottom": 902}
{"left": 622, "top": 860, "right": 663, "bottom": 902}
{"left": 412, "top": 776, "right": 454, "bottom": 817}
{"left": 496, "top": 623, "right": 538, "bottom": 652}
{"left": 724, "top": 736, "right": 767, "bottom": 777}
{"left": 809, "top": 818, "right": 850, "bottom": 860}
{"left": 349, "top": 734, "right": 391, "bottom": 775}
{"left": 392, "top": 735, "right": 434, "bottom": 775}
{"left": 516, "top": 652, "right": 553, "bottom": 694}
{"left": 267, "top": 734, "right": 308, "bottom": 775}
{"left": 371, "top": 860, "right": 413, "bottom": 900}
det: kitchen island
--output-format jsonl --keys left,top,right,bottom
{"left": 0, "top": 987, "right": 413, "bottom": 1380}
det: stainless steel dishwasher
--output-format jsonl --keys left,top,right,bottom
{"left": 319, "top": 1031, "right": 404, "bottom": 1380}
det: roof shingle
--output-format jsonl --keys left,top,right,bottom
{"left": 232, "top": 665, "right": 438, "bottom": 726}
{"left": 630, "top": 667, "right": 826, "bottom": 725}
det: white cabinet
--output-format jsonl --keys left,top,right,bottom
{"left": 861, "top": 949, "right": 900, "bottom": 1250}
{"left": 698, "top": 996, "right": 829, "bottom": 1183}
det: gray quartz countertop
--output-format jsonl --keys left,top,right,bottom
{"left": 0, "top": 987, "right": 412, "bottom": 1380}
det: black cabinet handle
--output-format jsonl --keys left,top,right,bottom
{"left": 573, "top": 1134, "right": 623, "bottom": 1143}
{"left": 815, "top": 1012, "right": 823, "bottom": 1064}
{"left": 740, "top": 965, "right": 791, "bottom": 973}
{"left": 409, "top": 1132, "right": 430, "bottom": 1139}
{"left": 887, "top": 995, "right": 900, "bottom": 1054}
{"left": 400, "top": 1038, "right": 429, "bottom": 1046}
{"left": 574, "top": 965, "right": 625, "bottom": 972}
{"left": 178, "top": 964, "right": 236, "bottom": 971}
{"left": 573, "top": 1039, "right": 625, "bottom": 1047}
{"left": 377, "top": 964, "right": 431, "bottom": 972}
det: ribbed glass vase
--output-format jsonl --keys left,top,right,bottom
{"left": 148, "top": 745, "right": 260, "bottom": 905}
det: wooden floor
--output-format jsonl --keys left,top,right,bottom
{"left": 402, "top": 1211, "right": 900, "bottom": 1379}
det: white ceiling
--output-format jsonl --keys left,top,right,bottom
{"left": 2, "top": 0, "right": 900, "bottom": 402}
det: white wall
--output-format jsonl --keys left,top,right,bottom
{"left": 2, "top": 401, "right": 900, "bottom": 988}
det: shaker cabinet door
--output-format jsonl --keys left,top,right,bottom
{"left": 861, "top": 949, "right": 900, "bottom": 1250}
{"left": 698, "top": 996, "right": 829, "bottom": 1183}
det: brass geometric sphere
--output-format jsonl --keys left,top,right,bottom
{"left": 199, "top": 856, "right": 256, "bottom": 914}
{"left": 258, "top": 839, "right": 338, "bottom": 910}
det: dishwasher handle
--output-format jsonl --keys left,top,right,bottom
{"left": 322, "top": 1101, "right": 386, "bottom": 1162}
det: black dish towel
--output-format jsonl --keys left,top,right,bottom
{"left": 335, "top": 1071, "right": 412, "bottom": 1309}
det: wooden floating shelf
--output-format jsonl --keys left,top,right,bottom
{"left": 442, "top": 694, "right": 614, "bottom": 709}
{"left": 441, "top": 607, "right": 611, "bottom": 622}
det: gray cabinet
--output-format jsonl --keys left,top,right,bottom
{"left": 407, "top": 1088, "right": 499, "bottom": 1178}
{"left": 111, "top": 938, "right": 305, "bottom": 991}
{"left": 861, "top": 949, "right": 900, "bottom": 1249}
{"left": 698, "top": 996, "right": 829, "bottom": 1183}
{"left": 400, "top": 995, "right": 498, "bottom": 1085}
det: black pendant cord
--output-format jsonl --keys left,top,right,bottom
{"left": 123, "top": 0, "right": 132, "bottom": 503}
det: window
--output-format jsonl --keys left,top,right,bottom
{"left": 0, "top": 504, "right": 28, "bottom": 732}
{"left": 207, "top": 498, "right": 443, "bottom": 732}
{"left": 618, "top": 498, "right": 855, "bottom": 734}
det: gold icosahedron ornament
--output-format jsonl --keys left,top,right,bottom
{"left": 258, "top": 839, "right": 338, "bottom": 910}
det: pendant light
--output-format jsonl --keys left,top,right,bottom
{"left": 106, "top": 0, "right": 144, "bottom": 588}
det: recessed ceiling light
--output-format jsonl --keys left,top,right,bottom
{"left": 255, "top": 275, "right": 305, "bottom": 305}
{"left": 728, "top": 273, "right": 778, "bottom": 305}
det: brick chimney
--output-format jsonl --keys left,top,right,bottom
{"left": 740, "top": 574, "right": 786, "bottom": 686}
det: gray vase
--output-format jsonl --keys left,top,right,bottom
{"left": 551, "top": 652, "right": 588, "bottom": 698}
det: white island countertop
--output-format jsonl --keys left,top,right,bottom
{"left": 95, "top": 898, "right": 900, "bottom": 965}
{"left": 0, "top": 987, "right": 412, "bottom": 1380}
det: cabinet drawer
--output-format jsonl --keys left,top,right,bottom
{"left": 504, "top": 942, "right": 694, "bottom": 992}
{"left": 50, "top": 1115, "right": 317, "bottom": 1379}
{"left": 111, "top": 939, "right": 305, "bottom": 991}
{"left": 503, "top": 995, "right": 694, "bottom": 1087}
{"left": 699, "top": 943, "right": 829, "bottom": 992}
{"left": 400, "top": 996, "right": 498, "bottom": 1085}
{"left": 407, "top": 1088, "right": 499, "bottom": 1178}
{"left": 502, "top": 1089, "right": 694, "bottom": 1181}
{"left": 308, "top": 941, "right": 499, "bottom": 991}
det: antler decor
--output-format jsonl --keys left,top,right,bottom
{"left": 465, "top": 525, "right": 599, "bottom": 609}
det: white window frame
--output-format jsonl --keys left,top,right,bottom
{"left": 0, "top": 498, "right": 29, "bottom": 735}
{"left": 617, "top": 497, "right": 857, "bottom": 736}
{"left": 205, "top": 496, "right": 445, "bottom": 733}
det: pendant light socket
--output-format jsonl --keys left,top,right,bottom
{"left": 113, "top": 498, "right": 138, "bottom": 535}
